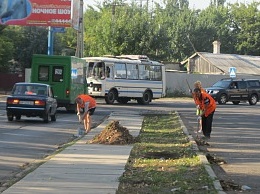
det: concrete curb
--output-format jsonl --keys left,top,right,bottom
{"left": 176, "top": 112, "right": 226, "bottom": 194}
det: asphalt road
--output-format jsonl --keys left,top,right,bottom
{"left": 0, "top": 98, "right": 109, "bottom": 187}
{"left": 0, "top": 96, "right": 260, "bottom": 193}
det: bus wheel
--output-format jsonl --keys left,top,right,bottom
{"left": 66, "top": 104, "right": 77, "bottom": 113}
{"left": 105, "top": 90, "right": 117, "bottom": 104}
{"left": 137, "top": 91, "right": 152, "bottom": 105}
{"left": 117, "top": 97, "right": 129, "bottom": 104}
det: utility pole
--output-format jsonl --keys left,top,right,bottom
{"left": 111, "top": 0, "right": 125, "bottom": 33}
{"left": 75, "top": 0, "right": 84, "bottom": 58}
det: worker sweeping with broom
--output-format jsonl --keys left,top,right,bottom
{"left": 188, "top": 80, "right": 205, "bottom": 134}
{"left": 192, "top": 81, "right": 206, "bottom": 134}
{"left": 193, "top": 88, "right": 216, "bottom": 144}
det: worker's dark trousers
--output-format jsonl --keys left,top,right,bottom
{"left": 202, "top": 111, "right": 215, "bottom": 138}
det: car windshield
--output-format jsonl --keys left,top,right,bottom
{"left": 212, "top": 80, "right": 231, "bottom": 88}
{"left": 12, "top": 84, "right": 47, "bottom": 96}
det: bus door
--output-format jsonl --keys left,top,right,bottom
{"left": 51, "top": 65, "right": 67, "bottom": 100}
{"left": 104, "top": 62, "right": 114, "bottom": 89}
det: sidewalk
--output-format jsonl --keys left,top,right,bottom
{"left": 2, "top": 111, "right": 143, "bottom": 194}
{"left": 1, "top": 110, "right": 224, "bottom": 194}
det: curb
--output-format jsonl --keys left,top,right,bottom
{"left": 176, "top": 112, "right": 226, "bottom": 194}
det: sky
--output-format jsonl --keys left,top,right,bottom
{"left": 85, "top": 0, "right": 257, "bottom": 10}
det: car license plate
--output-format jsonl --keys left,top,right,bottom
{"left": 19, "top": 101, "right": 34, "bottom": 105}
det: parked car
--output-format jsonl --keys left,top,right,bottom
{"left": 6, "top": 82, "right": 57, "bottom": 122}
{"left": 205, "top": 78, "right": 260, "bottom": 105}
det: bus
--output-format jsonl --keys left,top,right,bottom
{"left": 31, "top": 54, "right": 87, "bottom": 111}
{"left": 82, "top": 55, "right": 166, "bottom": 104}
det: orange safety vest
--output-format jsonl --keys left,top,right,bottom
{"left": 77, "top": 94, "right": 96, "bottom": 109}
{"left": 197, "top": 92, "right": 216, "bottom": 117}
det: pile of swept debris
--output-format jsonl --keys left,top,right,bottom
{"left": 90, "top": 120, "right": 135, "bottom": 145}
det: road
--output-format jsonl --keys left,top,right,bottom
{"left": 0, "top": 97, "right": 260, "bottom": 193}
{"left": 0, "top": 98, "right": 109, "bottom": 187}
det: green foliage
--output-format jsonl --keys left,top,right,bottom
{"left": 0, "top": 1, "right": 259, "bottom": 72}
{"left": 229, "top": 2, "right": 260, "bottom": 55}
{"left": 0, "top": 36, "right": 14, "bottom": 72}
{"left": 0, "top": 26, "right": 50, "bottom": 71}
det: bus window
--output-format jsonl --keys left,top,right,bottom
{"left": 126, "top": 63, "right": 138, "bottom": 79}
{"left": 92, "top": 62, "right": 105, "bottom": 79}
{"left": 87, "top": 62, "right": 94, "bottom": 77}
{"left": 53, "top": 66, "right": 64, "bottom": 82}
{"left": 106, "top": 66, "right": 111, "bottom": 78}
{"left": 139, "top": 64, "right": 149, "bottom": 80}
{"left": 38, "top": 66, "right": 49, "bottom": 81}
{"left": 150, "top": 65, "right": 162, "bottom": 81}
{"left": 115, "top": 63, "right": 126, "bottom": 79}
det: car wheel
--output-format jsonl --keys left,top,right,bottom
{"left": 232, "top": 101, "right": 240, "bottom": 105}
{"left": 51, "top": 113, "right": 56, "bottom": 121}
{"left": 43, "top": 111, "right": 50, "bottom": 123}
{"left": 218, "top": 94, "right": 227, "bottom": 104}
{"left": 15, "top": 115, "right": 21, "bottom": 120}
{"left": 249, "top": 94, "right": 258, "bottom": 105}
{"left": 137, "top": 90, "right": 152, "bottom": 105}
{"left": 105, "top": 90, "right": 117, "bottom": 104}
{"left": 7, "top": 114, "right": 14, "bottom": 121}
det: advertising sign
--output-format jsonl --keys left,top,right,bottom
{"left": 71, "top": 0, "right": 80, "bottom": 31}
{"left": 0, "top": 0, "right": 71, "bottom": 27}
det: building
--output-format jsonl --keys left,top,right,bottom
{"left": 181, "top": 41, "right": 260, "bottom": 75}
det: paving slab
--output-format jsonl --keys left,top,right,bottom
{"left": 2, "top": 112, "right": 143, "bottom": 194}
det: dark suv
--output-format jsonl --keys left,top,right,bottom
{"left": 205, "top": 78, "right": 260, "bottom": 105}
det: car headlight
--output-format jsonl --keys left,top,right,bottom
{"left": 212, "top": 90, "right": 219, "bottom": 94}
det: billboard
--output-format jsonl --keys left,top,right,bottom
{"left": 71, "top": 0, "right": 80, "bottom": 31}
{"left": 0, "top": 0, "right": 71, "bottom": 27}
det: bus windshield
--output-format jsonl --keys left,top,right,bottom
{"left": 87, "top": 62, "right": 105, "bottom": 79}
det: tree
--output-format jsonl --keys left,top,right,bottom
{"left": 229, "top": 2, "right": 260, "bottom": 55}
{"left": 0, "top": 36, "right": 14, "bottom": 72}
{"left": 192, "top": 5, "right": 235, "bottom": 54}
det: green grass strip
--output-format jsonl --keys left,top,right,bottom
{"left": 117, "top": 113, "right": 217, "bottom": 194}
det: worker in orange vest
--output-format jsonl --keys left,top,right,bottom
{"left": 193, "top": 88, "right": 216, "bottom": 142}
{"left": 75, "top": 94, "right": 96, "bottom": 133}
{"left": 191, "top": 80, "right": 206, "bottom": 133}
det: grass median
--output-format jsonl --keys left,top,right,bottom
{"left": 117, "top": 113, "right": 217, "bottom": 194}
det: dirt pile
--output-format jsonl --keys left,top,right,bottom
{"left": 90, "top": 120, "right": 135, "bottom": 145}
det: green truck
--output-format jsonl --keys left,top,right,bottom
{"left": 31, "top": 54, "right": 87, "bottom": 111}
